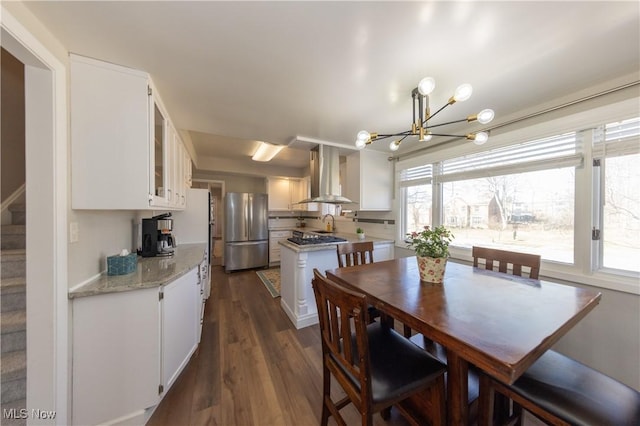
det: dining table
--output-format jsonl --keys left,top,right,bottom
{"left": 326, "top": 257, "right": 602, "bottom": 426}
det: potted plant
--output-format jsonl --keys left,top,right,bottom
{"left": 406, "top": 225, "right": 454, "bottom": 283}
{"left": 356, "top": 227, "right": 365, "bottom": 240}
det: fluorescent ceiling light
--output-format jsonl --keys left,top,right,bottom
{"left": 252, "top": 141, "right": 284, "bottom": 162}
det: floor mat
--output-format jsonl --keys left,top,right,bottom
{"left": 256, "top": 268, "right": 280, "bottom": 298}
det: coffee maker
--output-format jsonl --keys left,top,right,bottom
{"left": 141, "top": 213, "right": 176, "bottom": 257}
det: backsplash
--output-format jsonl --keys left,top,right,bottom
{"left": 269, "top": 209, "right": 396, "bottom": 241}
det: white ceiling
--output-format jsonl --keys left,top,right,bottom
{"left": 23, "top": 1, "right": 640, "bottom": 172}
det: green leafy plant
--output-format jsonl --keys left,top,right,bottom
{"left": 356, "top": 227, "right": 364, "bottom": 234}
{"left": 407, "top": 225, "right": 454, "bottom": 258}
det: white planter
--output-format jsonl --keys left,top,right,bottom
{"left": 357, "top": 233, "right": 365, "bottom": 240}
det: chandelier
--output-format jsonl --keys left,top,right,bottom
{"left": 355, "top": 77, "right": 495, "bottom": 152}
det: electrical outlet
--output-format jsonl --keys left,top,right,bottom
{"left": 69, "top": 222, "right": 79, "bottom": 243}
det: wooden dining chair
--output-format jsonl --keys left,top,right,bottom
{"left": 477, "top": 349, "right": 640, "bottom": 426}
{"left": 311, "top": 269, "right": 447, "bottom": 426}
{"left": 336, "top": 242, "right": 383, "bottom": 324}
{"left": 472, "top": 246, "right": 541, "bottom": 279}
{"left": 336, "top": 241, "right": 374, "bottom": 267}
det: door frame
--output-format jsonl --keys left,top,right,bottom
{"left": 2, "top": 7, "right": 69, "bottom": 423}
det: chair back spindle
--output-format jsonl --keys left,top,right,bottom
{"left": 337, "top": 242, "right": 374, "bottom": 268}
{"left": 472, "top": 246, "right": 541, "bottom": 279}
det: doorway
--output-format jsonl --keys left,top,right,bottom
{"left": 192, "top": 179, "right": 224, "bottom": 266}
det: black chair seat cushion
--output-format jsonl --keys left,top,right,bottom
{"left": 409, "top": 333, "right": 480, "bottom": 403}
{"left": 339, "top": 323, "right": 446, "bottom": 405}
{"left": 509, "top": 350, "right": 640, "bottom": 425}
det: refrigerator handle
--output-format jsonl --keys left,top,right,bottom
{"left": 247, "top": 193, "right": 253, "bottom": 239}
{"left": 244, "top": 195, "right": 249, "bottom": 240}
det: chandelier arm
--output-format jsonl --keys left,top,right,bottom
{"left": 424, "top": 118, "right": 468, "bottom": 129}
{"left": 375, "top": 131, "right": 412, "bottom": 141}
{"left": 426, "top": 102, "right": 450, "bottom": 122}
{"left": 428, "top": 133, "right": 467, "bottom": 138}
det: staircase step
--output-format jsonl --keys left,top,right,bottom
{"left": 0, "top": 398, "right": 26, "bottom": 426}
{"left": 1, "top": 350, "right": 26, "bottom": 405}
{"left": 8, "top": 204, "right": 26, "bottom": 226}
{"left": 1, "top": 310, "right": 26, "bottom": 334}
{"left": 1, "top": 329, "right": 26, "bottom": 354}
{"left": 1, "top": 308, "right": 26, "bottom": 354}
{"left": 1, "top": 277, "right": 26, "bottom": 313}
{"left": 1, "top": 350, "right": 26, "bottom": 382}
{"left": 1, "top": 250, "right": 26, "bottom": 279}
{"left": 1, "top": 226, "right": 26, "bottom": 250}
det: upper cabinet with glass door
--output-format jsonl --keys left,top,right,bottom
{"left": 70, "top": 54, "right": 188, "bottom": 210}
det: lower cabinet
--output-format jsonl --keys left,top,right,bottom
{"left": 72, "top": 267, "right": 201, "bottom": 425}
{"left": 374, "top": 242, "right": 394, "bottom": 261}
{"left": 269, "top": 230, "right": 292, "bottom": 265}
{"left": 161, "top": 268, "right": 200, "bottom": 391}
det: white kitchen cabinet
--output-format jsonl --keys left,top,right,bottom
{"left": 70, "top": 54, "right": 186, "bottom": 210}
{"left": 345, "top": 150, "right": 393, "bottom": 211}
{"left": 374, "top": 242, "right": 394, "bottom": 261}
{"left": 266, "top": 177, "right": 316, "bottom": 211}
{"left": 72, "top": 266, "right": 202, "bottom": 425}
{"left": 269, "top": 229, "right": 292, "bottom": 265}
{"left": 267, "top": 177, "right": 292, "bottom": 211}
{"left": 72, "top": 287, "right": 161, "bottom": 425}
{"left": 161, "top": 267, "right": 200, "bottom": 391}
{"left": 296, "top": 176, "right": 318, "bottom": 212}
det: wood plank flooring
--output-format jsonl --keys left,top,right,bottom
{"left": 147, "top": 266, "right": 411, "bottom": 426}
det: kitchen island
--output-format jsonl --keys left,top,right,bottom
{"left": 279, "top": 232, "right": 394, "bottom": 329}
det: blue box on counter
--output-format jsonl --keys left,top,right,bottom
{"left": 107, "top": 253, "right": 138, "bottom": 275}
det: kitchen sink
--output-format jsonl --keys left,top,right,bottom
{"left": 312, "top": 230, "right": 334, "bottom": 234}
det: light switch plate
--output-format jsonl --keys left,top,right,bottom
{"left": 69, "top": 222, "right": 79, "bottom": 243}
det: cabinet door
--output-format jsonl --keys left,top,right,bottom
{"left": 346, "top": 151, "right": 393, "bottom": 211}
{"left": 267, "top": 177, "right": 291, "bottom": 211}
{"left": 149, "top": 94, "right": 171, "bottom": 208}
{"left": 162, "top": 268, "right": 199, "bottom": 391}
{"left": 297, "top": 177, "right": 318, "bottom": 212}
{"left": 374, "top": 243, "right": 394, "bottom": 261}
{"left": 70, "top": 55, "right": 151, "bottom": 209}
{"left": 72, "top": 288, "right": 160, "bottom": 425}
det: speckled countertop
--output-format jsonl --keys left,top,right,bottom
{"left": 69, "top": 243, "right": 207, "bottom": 299}
{"left": 279, "top": 231, "right": 394, "bottom": 253}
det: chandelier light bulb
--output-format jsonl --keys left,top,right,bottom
{"left": 356, "top": 130, "right": 370, "bottom": 143}
{"left": 453, "top": 83, "right": 473, "bottom": 102}
{"left": 389, "top": 140, "right": 400, "bottom": 151}
{"left": 417, "top": 77, "right": 436, "bottom": 96}
{"left": 419, "top": 133, "right": 432, "bottom": 142}
{"left": 477, "top": 109, "right": 495, "bottom": 124}
{"left": 355, "top": 138, "right": 367, "bottom": 149}
{"left": 473, "top": 131, "right": 489, "bottom": 145}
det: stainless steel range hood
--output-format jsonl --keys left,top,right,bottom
{"left": 296, "top": 145, "right": 353, "bottom": 205}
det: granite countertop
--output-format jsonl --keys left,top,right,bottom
{"left": 69, "top": 243, "right": 207, "bottom": 299}
{"left": 279, "top": 231, "right": 394, "bottom": 253}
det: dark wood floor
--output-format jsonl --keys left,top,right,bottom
{"left": 147, "top": 266, "right": 412, "bottom": 426}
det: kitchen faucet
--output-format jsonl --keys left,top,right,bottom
{"left": 322, "top": 214, "right": 335, "bottom": 232}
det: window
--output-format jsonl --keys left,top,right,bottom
{"left": 597, "top": 117, "right": 640, "bottom": 272}
{"left": 441, "top": 169, "right": 575, "bottom": 263}
{"left": 397, "top": 107, "right": 640, "bottom": 291}
{"left": 400, "top": 165, "right": 432, "bottom": 236}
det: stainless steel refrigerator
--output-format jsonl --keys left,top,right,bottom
{"left": 224, "top": 192, "right": 269, "bottom": 272}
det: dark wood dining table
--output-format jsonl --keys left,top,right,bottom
{"left": 326, "top": 257, "right": 602, "bottom": 426}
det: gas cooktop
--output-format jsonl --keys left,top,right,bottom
{"left": 287, "top": 235, "right": 348, "bottom": 246}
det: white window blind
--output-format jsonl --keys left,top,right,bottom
{"left": 439, "top": 132, "right": 583, "bottom": 182}
{"left": 601, "top": 117, "right": 640, "bottom": 158}
{"left": 399, "top": 164, "right": 433, "bottom": 187}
